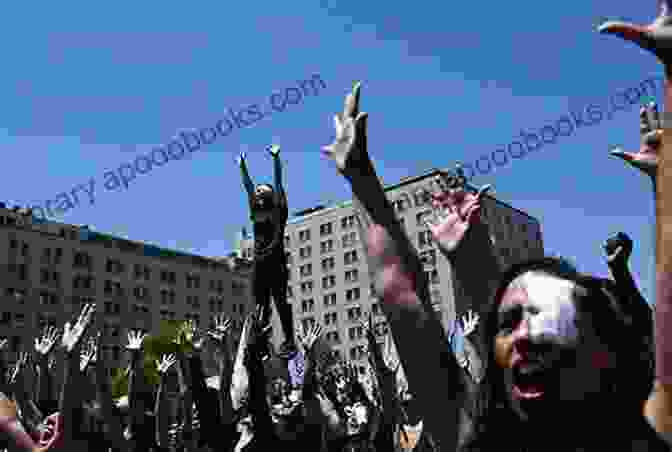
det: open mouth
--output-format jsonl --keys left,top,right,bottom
{"left": 512, "top": 362, "right": 551, "bottom": 400}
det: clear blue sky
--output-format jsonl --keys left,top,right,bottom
{"left": 0, "top": 0, "right": 659, "bottom": 302}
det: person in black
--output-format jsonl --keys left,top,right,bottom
{"left": 238, "top": 145, "right": 296, "bottom": 357}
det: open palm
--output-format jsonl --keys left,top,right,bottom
{"left": 610, "top": 102, "right": 660, "bottom": 180}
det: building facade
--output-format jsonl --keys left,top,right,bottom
{"left": 0, "top": 205, "right": 254, "bottom": 375}
{"left": 237, "top": 169, "right": 544, "bottom": 365}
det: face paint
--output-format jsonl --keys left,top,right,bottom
{"left": 502, "top": 272, "right": 579, "bottom": 346}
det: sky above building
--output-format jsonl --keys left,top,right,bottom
{"left": 0, "top": 0, "right": 658, "bottom": 301}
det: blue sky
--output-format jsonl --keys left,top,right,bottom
{"left": 0, "top": 0, "right": 659, "bottom": 301}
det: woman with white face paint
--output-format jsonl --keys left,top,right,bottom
{"left": 461, "top": 258, "right": 662, "bottom": 451}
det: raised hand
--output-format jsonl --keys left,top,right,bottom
{"left": 178, "top": 320, "right": 205, "bottom": 350}
{"left": 61, "top": 303, "right": 95, "bottom": 353}
{"left": 424, "top": 182, "right": 491, "bottom": 255}
{"left": 610, "top": 102, "right": 661, "bottom": 180}
{"left": 267, "top": 144, "right": 281, "bottom": 158}
{"left": 237, "top": 152, "right": 247, "bottom": 167}
{"left": 125, "top": 330, "right": 147, "bottom": 351}
{"left": 322, "top": 82, "right": 368, "bottom": 177}
{"left": 79, "top": 334, "right": 99, "bottom": 372}
{"left": 0, "top": 338, "right": 7, "bottom": 351}
{"left": 207, "top": 314, "right": 232, "bottom": 346}
{"left": 461, "top": 310, "right": 480, "bottom": 338}
{"left": 156, "top": 354, "right": 177, "bottom": 375}
{"left": 604, "top": 232, "right": 634, "bottom": 266}
{"left": 297, "top": 323, "right": 323, "bottom": 355}
{"left": 9, "top": 352, "right": 28, "bottom": 385}
{"left": 34, "top": 326, "right": 60, "bottom": 357}
{"left": 599, "top": 1, "right": 672, "bottom": 65}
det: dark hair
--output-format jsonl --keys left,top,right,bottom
{"left": 461, "top": 256, "right": 653, "bottom": 451}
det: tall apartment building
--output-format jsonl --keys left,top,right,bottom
{"left": 236, "top": 168, "right": 544, "bottom": 365}
{"left": 0, "top": 204, "right": 254, "bottom": 374}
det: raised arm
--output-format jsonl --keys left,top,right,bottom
{"left": 184, "top": 321, "right": 220, "bottom": 451}
{"left": 604, "top": 232, "right": 653, "bottom": 341}
{"left": 125, "top": 329, "right": 148, "bottom": 440}
{"left": 231, "top": 316, "right": 252, "bottom": 412}
{"left": 34, "top": 327, "right": 59, "bottom": 411}
{"left": 268, "top": 144, "right": 284, "bottom": 195}
{"left": 598, "top": 3, "right": 672, "bottom": 441}
{"left": 297, "top": 323, "right": 323, "bottom": 402}
{"left": 238, "top": 152, "right": 256, "bottom": 201}
{"left": 59, "top": 303, "right": 95, "bottom": 447}
{"left": 155, "top": 354, "right": 176, "bottom": 449}
{"left": 244, "top": 309, "right": 274, "bottom": 441}
{"left": 322, "top": 82, "right": 462, "bottom": 451}
{"left": 207, "top": 314, "right": 235, "bottom": 426}
{"left": 94, "top": 333, "right": 126, "bottom": 451}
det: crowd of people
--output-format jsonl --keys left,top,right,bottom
{"left": 3, "top": 2, "right": 672, "bottom": 450}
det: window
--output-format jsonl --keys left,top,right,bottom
{"left": 347, "top": 306, "right": 362, "bottom": 321}
{"left": 134, "top": 265, "right": 151, "bottom": 281}
{"left": 21, "top": 243, "right": 29, "bottom": 257}
{"left": 186, "top": 274, "right": 201, "bottom": 289}
{"left": 324, "top": 312, "right": 337, "bottom": 326}
{"left": 9, "top": 239, "right": 17, "bottom": 250}
{"left": 160, "top": 289, "right": 176, "bottom": 305}
{"left": 418, "top": 230, "right": 433, "bottom": 248}
{"left": 284, "top": 235, "right": 291, "bottom": 247}
{"left": 342, "top": 231, "right": 358, "bottom": 248}
{"left": 501, "top": 248, "right": 511, "bottom": 258}
{"left": 341, "top": 215, "right": 356, "bottom": 230}
{"left": 301, "top": 299, "right": 315, "bottom": 313}
{"left": 320, "top": 222, "right": 333, "bottom": 236}
{"left": 431, "top": 289, "right": 442, "bottom": 304}
{"left": 286, "top": 252, "right": 293, "bottom": 266}
{"left": 104, "top": 280, "right": 124, "bottom": 296}
{"left": 321, "top": 257, "right": 335, "bottom": 272}
{"left": 39, "top": 291, "right": 59, "bottom": 306}
{"left": 160, "top": 270, "right": 176, "bottom": 284}
{"left": 211, "top": 279, "right": 225, "bottom": 293}
{"left": 372, "top": 302, "right": 381, "bottom": 316}
{"left": 420, "top": 250, "right": 436, "bottom": 267}
{"left": 300, "top": 281, "right": 314, "bottom": 295}
{"left": 348, "top": 326, "right": 364, "bottom": 341}
{"left": 299, "top": 229, "right": 311, "bottom": 243}
{"left": 187, "top": 295, "right": 201, "bottom": 309}
{"left": 320, "top": 239, "right": 334, "bottom": 254}
{"left": 322, "top": 275, "right": 336, "bottom": 290}
{"left": 73, "top": 275, "right": 94, "bottom": 290}
{"left": 299, "top": 264, "right": 313, "bottom": 278}
{"left": 323, "top": 293, "right": 336, "bottom": 307}
{"left": 106, "top": 259, "right": 125, "bottom": 274}
{"left": 346, "top": 287, "right": 361, "bottom": 302}
{"left": 287, "top": 286, "right": 294, "bottom": 298}
{"left": 520, "top": 223, "right": 528, "bottom": 233}
{"left": 344, "top": 250, "right": 358, "bottom": 265}
{"left": 345, "top": 269, "right": 359, "bottom": 283}
{"left": 299, "top": 246, "right": 312, "bottom": 259}
{"left": 73, "top": 251, "right": 93, "bottom": 269}
{"left": 416, "top": 210, "right": 432, "bottom": 226}
{"left": 10, "top": 263, "right": 28, "bottom": 281}
{"left": 232, "top": 280, "right": 247, "bottom": 295}
{"left": 369, "top": 283, "right": 377, "bottom": 298}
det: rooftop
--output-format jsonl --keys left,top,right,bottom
{"left": 288, "top": 168, "right": 540, "bottom": 226}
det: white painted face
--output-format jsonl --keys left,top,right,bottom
{"left": 502, "top": 272, "right": 579, "bottom": 346}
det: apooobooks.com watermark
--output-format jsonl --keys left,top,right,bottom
{"left": 30, "top": 74, "right": 326, "bottom": 222}
{"left": 445, "top": 76, "right": 662, "bottom": 179}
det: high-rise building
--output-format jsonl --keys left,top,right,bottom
{"left": 237, "top": 169, "right": 544, "bottom": 364}
{"left": 0, "top": 204, "right": 254, "bottom": 374}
